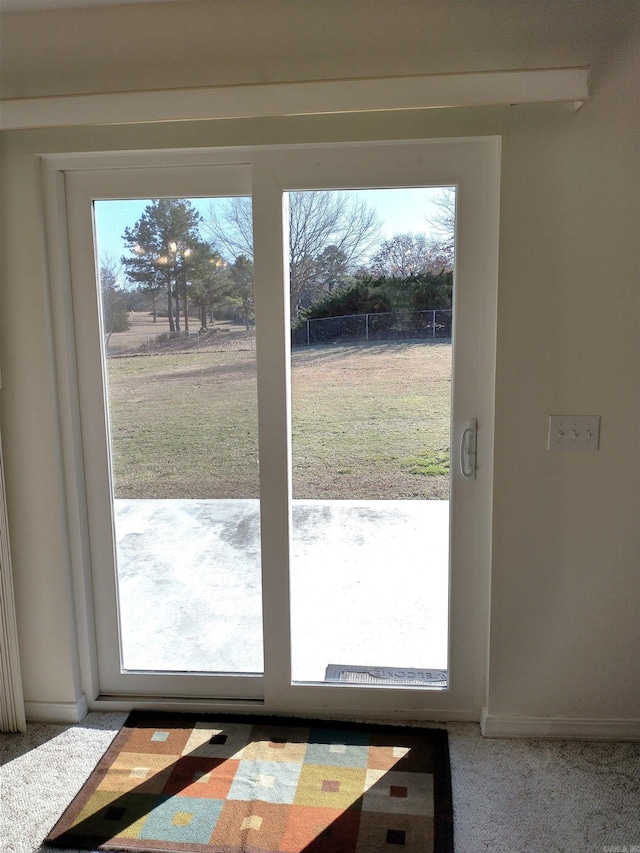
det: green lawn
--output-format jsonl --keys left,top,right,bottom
{"left": 106, "top": 341, "right": 451, "bottom": 500}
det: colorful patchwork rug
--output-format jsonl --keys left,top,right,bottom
{"left": 45, "top": 711, "right": 453, "bottom": 852}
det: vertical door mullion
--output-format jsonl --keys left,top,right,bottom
{"left": 252, "top": 168, "right": 293, "bottom": 706}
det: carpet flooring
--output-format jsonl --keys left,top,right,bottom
{"left": 44, "top": 712, "right": 453, "bottom": 852}
{"left": 1, "top": 713, "right": 639, "bottom": 853}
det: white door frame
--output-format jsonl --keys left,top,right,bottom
{"left": 43, "top": 137, "right": 500, "bottom": 720}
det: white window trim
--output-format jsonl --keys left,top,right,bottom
{"left": 41, "top": 137, "right": 500, "bottom": 720}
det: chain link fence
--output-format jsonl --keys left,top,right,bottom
{"left": 106, "top": 310, "right": 451, "bottom": 356}
{"left": 291, "top": 309, "right": 452, "bottom": 347}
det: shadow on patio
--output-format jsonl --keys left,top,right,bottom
{"left": 113, "top": 499, "right": 449, "bottom": 684}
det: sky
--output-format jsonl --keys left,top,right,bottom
{"left": 93, "top": 186, "right": 453, "bottom": 269}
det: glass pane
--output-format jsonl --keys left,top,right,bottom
{"left": 94, "top": 197, "right": 263, "bottom": 674}
{"left": 288, "top": 187, "right": 454, "bottom": 687}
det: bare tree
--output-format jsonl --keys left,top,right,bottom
{"left": 369, "top": 232, "right": 451, "bottom": 279}
{"left": 99, "top": 254, "right": 129, "bottom": 345}
{"left": 427, "top": 187, "right": 456, "bottom": 269}
{"left": 203, "top": 192, "right": 381, "bottom": 318}
{"left": 204, "top": 196, "right": 254, "bottom": 261}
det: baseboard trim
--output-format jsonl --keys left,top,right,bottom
{"left": 481, "top": 708, "right": 640, "bottom": 741}
{"left": 25, "top": 695, "right": 89, "bottom": 724}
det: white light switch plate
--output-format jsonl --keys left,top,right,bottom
{"left": 548, "top": 416, "right": 600, "bottom": 451}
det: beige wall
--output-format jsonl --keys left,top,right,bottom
{"left": 0, "top": 0, "right": 634, "bottom": 99}
{"left": 1, "top": 0, "right": 639, "bottom": 728}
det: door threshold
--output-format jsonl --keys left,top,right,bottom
{"left": 93, "top": 694, "right": 265, "bottom": 711}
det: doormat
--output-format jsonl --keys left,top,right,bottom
{"left": 45, "top": 711, "right": 453, "bottom": 853}
{"left": 325, "top": 666, "right": 448, "bottom": 688}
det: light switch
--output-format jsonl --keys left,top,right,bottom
{"left": 548, "top": 416, "right": 600, "bottom": 451}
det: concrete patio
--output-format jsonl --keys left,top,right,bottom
{"left": 113, "top": 499, "right": 449, "bottom": 684}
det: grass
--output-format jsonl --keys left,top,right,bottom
{"left": 106, "top": 340, "right": 451, "bottom": 500}
{"left": 404, "top": 450, "right": 450, "bottom": 477}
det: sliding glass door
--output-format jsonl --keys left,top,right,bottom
{"left": 61, "top": 139, "right": 498, "bottom": 716}
{"left": 66, "top": 165, "right": 265, "bottom": 699}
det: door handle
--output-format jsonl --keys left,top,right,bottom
{"left": 459, "top": 419, "right": 477, "bottom": 480}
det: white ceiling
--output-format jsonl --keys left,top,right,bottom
{"left": 1, "top": 0, "right": 195, "bottom": 10}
